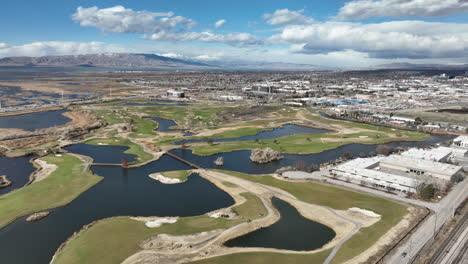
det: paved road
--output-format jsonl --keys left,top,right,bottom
{"left": 384, "top": 178, "right": 468, "bottom": 264}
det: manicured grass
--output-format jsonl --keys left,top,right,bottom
{"left": 84, "top": 137, "right": 153, "bottom": 164}
{"left": 191, "top": 249, "right": 332, "bottom": 264}
{"left": 129, "top": 118, "right": 158, "bottom": 138}
{"left": 93, "top": 109, "right": 128, "bottom": 125}
{"left": 192, "top": 127, "right": 267, "bottom": 140}
{"left": 160, "top": 170, "right": 192, "bottom": 182}
{"left": 189, "top": 130, "right": 429, "bottom": 156}
{"left": 215, "top": 170, "right": 408, "bottom": 264}
{"left": 222, "top": 181, "right": 239, "bottom": 188}
{"left": 0, "top": 154, "right": 102, "bottom": 229}
{"left": 53, "top": 193, "right": 266, "bottom": 264}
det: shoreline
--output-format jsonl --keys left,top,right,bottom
{"left": 0, "top": 153, "right": 102, "bottom": 230}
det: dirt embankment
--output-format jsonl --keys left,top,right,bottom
{"left": 0, "top": 110, "right": 104, "bottom": 156}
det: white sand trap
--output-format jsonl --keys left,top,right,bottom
{"left": 145, "top": 218, "right": 177, "bottom": 228}
{"left": 149, "top": 173, "right": 181, "bottom": 184}
{"left": 55, "top": 154, "right": 62, "bottom": 157}
{"left": 349, "top": 207, "right": 381, "bottom": 218}
{"left": 210, "top": 212, "right": 222, "bottom": 218}
{"left": 97, "top": 143, "right": 108, "bottom": 145}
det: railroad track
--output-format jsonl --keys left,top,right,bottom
{"left": 428, "top": 212, "right": 468, "bottom": 264}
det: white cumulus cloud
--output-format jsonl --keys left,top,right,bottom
{"left": 338, "top": 0, "right": 468, "bottom": 20}
{"left": 145, "top": 31, "right": 262, "bottom": 46}
{"left": 157, "top": 52, "right": 185, "bottom": 59}
{"left": 71, "top": 5, "right": 197, "bottom": 33}
{"left": 269, "top": 21, "right": 468, "bottom": 59}
{"left": 214, "top": 19, "right": 227, "bottom": 29}
{"left": 263, "top": 9, "right": 314, "bottom": 26}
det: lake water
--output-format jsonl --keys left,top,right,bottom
{"left": 147, "top": 117, "right": 179, "bottom": 132}
{"left": 225, "top": 197, "right": 336, "bottom": 250}
{"left": 63, "top": 144, "right": 137, "bottom": 164}
{"left": 0, "top": 110, "right": 71, "bottom": 131}
{"left": 0, "top": 155, "right": 36, "bottom": 195}
{"left": 0, "top": 153, "right": 234, "bottom": 264}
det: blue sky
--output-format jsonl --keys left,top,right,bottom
{"left": 1, "top": 0, "right": 468, "bottom": 67}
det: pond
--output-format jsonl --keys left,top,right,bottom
{"left": 0, "top": 155, "right": 36, "bottom": 195}
{"left": 0, "top": 110, "right": 71, "bottom": 131}
{"left": 147, "top": 117, "right": 179, "bottom": 132}
{"left": 225, "top": 197, "right": 336, "bottom": 251}
{"left": 63, "top": 144, "right": 137, "bottom": 164}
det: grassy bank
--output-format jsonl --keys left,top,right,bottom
{"left": 192, "top": 250, "right": 332, "bottom": 264}
{"left": 0, "top": 154, "right": 102, "bottom": 229}
{"left": 214, "top": 170, "right": 408, "bottom": 264}
{"left": 84, "top": 137, "right": 153, "bottom": 164}
{"left": 53, "top": 193, "right": 266, "bottom": 264}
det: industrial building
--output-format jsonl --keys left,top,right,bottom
{"left": 331, "top": 147, "right": 464, "bottom": 193}
{"left": 453, "top": 136, "right": 468, "bottom": 148}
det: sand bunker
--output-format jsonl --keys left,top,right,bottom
{"left": 148, "top": 173, "right": 181, "bottom": 184}
{"left": 349, "top": 207, "right": 381, "bottom": 218}
{"left": 145, "top": 218, "right": 178, "bottom": 228}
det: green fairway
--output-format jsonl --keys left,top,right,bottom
{"left": 0, "top": 154, "right": 102, "bottom": 229}
{"left": 53, "top": 193, "right": 266, "bottom": 264}
{"left": 189, "top": 130, "right": 428, "bottom": 156}
{"left": 128, "top": 118, "right": 158, "bottom": 138}
{"left": 215, "top": 170, "right": 408, "bottom": 264}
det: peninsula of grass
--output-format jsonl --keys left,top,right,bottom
{"left": 0, "top": 154, "right": 102, "bottom": 229}
{"left": 128, "top": 118, "right": 158, "bottom": 138}
{"left": 52, "top": 193, "right": 266, "bottom": 264}
{"left": 160, "top": 170, "right": 192, "bottom": 182}
{"left": 84, "top": 137, "right": 153, "bottom": 164}
{"left": 189, "top": 129, "right": 429, "bottom": 156}
{"left": 215, "top": 170, "right": 408, "bottom": 264}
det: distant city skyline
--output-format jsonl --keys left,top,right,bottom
{"left": 1, "top": 0, "right": 468, "bottom": 67}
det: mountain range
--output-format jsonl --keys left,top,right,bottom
{"left": 0, "top": 53, "right": 211, "bottom": 68}
{"left": 0, "top": 53, "right": 332, "bottom": 70}
{"left": 0, "top": 53, "right": 466, "bottom": 71}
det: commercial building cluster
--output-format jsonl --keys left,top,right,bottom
{"left": 330, "top": 136, "right": 468, "bottom": 194}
